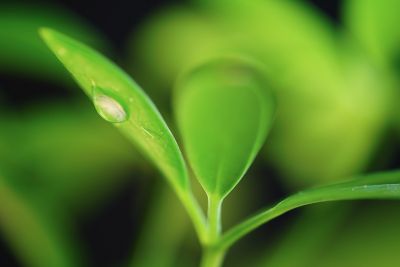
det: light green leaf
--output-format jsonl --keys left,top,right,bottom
{"left": 218, "top": 170, "right": 400, "bottom": 249}
{"left": 127, "top": 0, "right": 387, "bottom": 187}
{"left": 175, "top": 57, "right": 275, "bottom": 198}
{"left": 126, "top": 6, "right": 226, "bottom": 90}
{"left": 39, "top": 28, "right": 207, "bottom": 240}
{"left": 344, "top": 0, "right": 400, "bottom": 67}
{"left": 39, "top": 27, "right": 188, "bottom": 195}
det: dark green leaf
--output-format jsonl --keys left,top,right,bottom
{"left": 0, "top": 176, "right": 82, "bottom": 267}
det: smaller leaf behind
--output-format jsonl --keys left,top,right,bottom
{"left": 39, "top": 28, "right": 189, "bottom": 196}
{"left": 344, "top": 0, "right": 400, "bottom": 67}
{"left": 175, "top": 57, "right": 275, "bottom": 199}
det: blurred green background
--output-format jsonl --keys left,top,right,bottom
{"left": 1, "top": 0, "right": 400, "bottom": 267}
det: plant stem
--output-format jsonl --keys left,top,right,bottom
{"left": 181, "top": 191, "right": 208, "bottom": 244}
{"left": 200, "top": 194, "right": 225, "bottom": 267}
{"left": 207, "top": 194, "right": 222, "bottom": 243}
{"left": 200, "top": 247, "right": 226, "bottom": 267}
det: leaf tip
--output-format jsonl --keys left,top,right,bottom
{"left": 38, "top": 27, "right": 54, "bottom": 42}
{"left": 38, "top": 27, "right": 70, "bottom": 57}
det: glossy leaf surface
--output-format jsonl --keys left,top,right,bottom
{"left": 39, "top": 28, "right": 189, "bottom": 195}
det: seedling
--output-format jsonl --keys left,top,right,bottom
{"left": 39, "top": 28, "right": 400, "bottom": 267}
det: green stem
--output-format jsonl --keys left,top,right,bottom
{"left": 200, "top": 247, "right": 226, "bottom": 267}
{"left": 181, "top": 191, "right": 208, "bottom": 244}
{"left": 200, "top": 194, "right": 225, "bottom": 267}
{"left": 207, "top": 195, "right": 223, "bottom": 243}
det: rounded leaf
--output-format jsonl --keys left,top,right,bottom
{"left": 175, "top": 57, "right": 275, "bottom": 198}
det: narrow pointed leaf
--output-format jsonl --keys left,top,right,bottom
{"left": 219, "top": 170, "right": 400, "bottom": 249}
{"left": 39, "top": 28, "right": 189, "bottom": 195}
{"left": 175, "top": 58, "right": 275, "bottom": 198}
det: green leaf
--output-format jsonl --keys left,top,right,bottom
{"left": 257, "top": 204, "right": 351, "bottom": 267}
{"left": 130, "top": 184, "right": 189, "bottom": 267}
{"left": 0, "top": 175, "right": 82, "bottom": 267}
{"left": 344, "top": 0, "right": 400, "bottom": 67}
{"left": 126, "top": 6, "right": 226, "bottom": 89}
{"left": 39, "top": 27, "right": 188, "bottom": 194}
{"left": 217, "top": 170, "right": 400, "bottom": 249}
{"left": 175, "top": 57, "right": 275, "bottom": 198}
{"left": 0, "top": 102, "right": 140, "bottom": 210}
{"left": 39, "top": 28, "right": 207, "bottom": 240}
{"left": 128, "top": 1, "right": 388, "bottom": 187}
{"left": 311, "top": 203, "right": 400, "bottom": 267}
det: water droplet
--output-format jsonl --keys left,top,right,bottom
{"left": 92, "top": 86, "right": 128, "bottom": 123}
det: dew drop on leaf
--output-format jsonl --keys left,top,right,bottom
{"left": 92, "top": 86, "right": 128, "bottom": 123}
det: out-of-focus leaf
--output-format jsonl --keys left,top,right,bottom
{"left": 130, "top": 184, "right": 189, "bottom": 267}
{"left": 312, "top": 202, "right": 400, "bottom": 267}
{"left": 39, "top": 28, "right": 189, "bottom": 196}
{"left": 218, "top": 170, "right": 400, "bottom": 249}
{"left": 175, "top": 58, "right": 275, "bottom": 198}
{"left": 128, "top": 1, "right": 392, "bottom": 187}
{"left": 344, "top": 0, "right": 400, "bottom": 139}
{"left": 126, "top": 7, "right": 226, "bottom": 91}
{"left": 0, "top": 102, "right": 141, "bottom": 210}
{"left": 0, "top": 175, "right": 82, "bottom": 267}
{"left": 202, "top": 0, "right": 339, "bottom": 85}
{"left": 210, "top": 0, "right": 391, "bottom": 186}
{"left": 256, "top": 204, "right": 351, "bottom": 267}
{"left": 268, "top": 42, "right": 392, "bottom": 187}
{"left": 344, "top": 0, "right": 400, "bottom": 68}
{"left": 214, "top": 0, "right": 391, "bottom": 186}
{"left": 0, "top": 4, "right": 109, "bottom": 82}
{"left": 128, "top": 0, "right": 338, "bottom": 93}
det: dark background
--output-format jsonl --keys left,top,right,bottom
{"left": 0, "top": 1, "right": 342, "bottom": 267}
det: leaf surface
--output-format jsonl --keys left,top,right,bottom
{"left": 175, "top": 58, "right": 275, "bottom": 198}
{"left": 219, "top": 170, "right": 400, "bottom": 249}
{"left": 344, "top": 0, "right": 400, "bottom": 67}
{"left": 40, "top": 28, "right": 189, "bottom": 195}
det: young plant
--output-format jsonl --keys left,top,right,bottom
{"left": 39, "top": 28, "right": 400, "bottom": 267}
